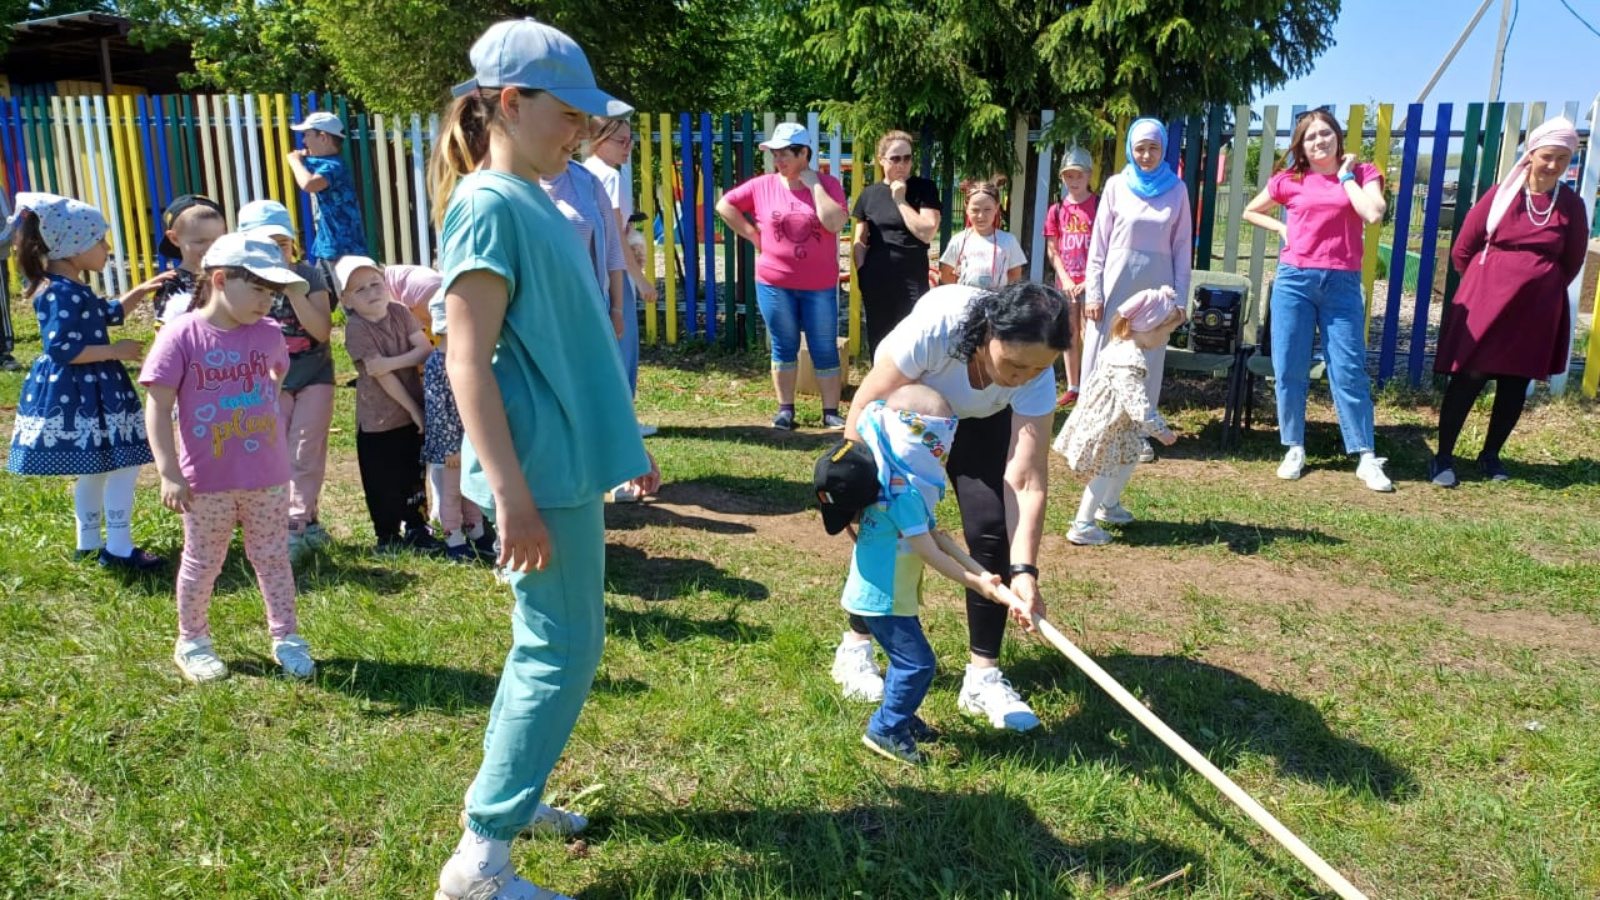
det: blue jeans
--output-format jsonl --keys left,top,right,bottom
{"left": 756, "top": 283, "right": 840, "bottom": 376}
{"left": 860, "top": 615, "right": 935, "bottom": 738}
{"left": 1269, "top": 264, "right": 1376, "bottom": 454}
{"left": 464, "top": 499, "right": 606, "bottom": 841}
{"left": 618, "top": 278, "right": 639, "bottom": 396}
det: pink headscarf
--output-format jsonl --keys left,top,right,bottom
{"left": 1120, "top": 286, "right": 1179, "bottom": 332}
{"left": 1481, "top": 117, "right": 1580, "bottom": 261}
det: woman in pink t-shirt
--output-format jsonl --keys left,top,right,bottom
{"left": 716, "top": 122, "right": 850, "bottom": 430}
{"left": 1243, "top": 109, "right": 1392, "bottom": 492}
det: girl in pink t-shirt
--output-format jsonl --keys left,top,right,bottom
{"left": 1242, "top": 109, "right": 1393, "bottom": 493}
{"left": 140, "top": 233, "right": 313, "bottom": 684}
{"left": 1043, "top": 148, "right": 1099, "bottom": 404}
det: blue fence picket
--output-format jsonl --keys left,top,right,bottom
{"left": 1409, "top": 103, "right": 1452, "bottom": 387}
{"left": 700, "top": 111, "right": 716, "bottom": 343}
{"left": 679, "top": 112, "right": 698, "bottom": 340}
{"left": 1380, "top": 104, "right": 1424, "bottom": 385}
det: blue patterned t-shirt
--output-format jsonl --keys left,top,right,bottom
{"left": 303, "top": 154, "right": 368, "bottom": 261}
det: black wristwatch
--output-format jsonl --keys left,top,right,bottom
{"left": 1008, "top": 563, "right": 1039, "bottom": 579}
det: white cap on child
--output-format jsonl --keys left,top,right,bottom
{"left": 202, "top": 233, "right": 309, "bottom": 292}
{"left": 290, "top": 111, "right": 344, "bottom": 138}
{"left": 333, "top": 255, "right": 383, "bottom": 295}
{"left": 451, "top": 19, "right": 632, "bottom": 118}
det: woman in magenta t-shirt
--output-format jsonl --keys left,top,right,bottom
{"left": 716, "top": 122, "right": 850, "bottom": 430}
{"left": 1242, "top": 109, "right": 1393, "bottom": 492}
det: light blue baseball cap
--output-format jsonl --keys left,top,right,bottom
{"left": 451, "top": 19, "right": 633, "bottom": 118}
{"left": 237, "top": 199, "right": 297, "bottom": 240}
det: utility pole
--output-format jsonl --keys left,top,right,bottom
{"left": 1488, "top": 0, "right": 1512, "bottom": 101}
{"left": 1415, "top": 0, "right": 1496, "bottom": 104}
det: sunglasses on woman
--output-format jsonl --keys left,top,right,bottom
{"left": 884, "top": 154, "right": 913, "bottom": 164}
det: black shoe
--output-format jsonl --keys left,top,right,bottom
{"left": 0, "top": 355, "right": 20, "bottom": 372}
{"left": 772, "top": 408, "right": 796, "bottom": 431}
{"left": 1476, "top": 453, "right": 1510, "bottom": 482}
{"left": 471, "top": 524, "right": 498, "bottom": 561}
{"left": 400, "top": 528, "right": 446, "bottom": 555}
{"left": 98, "top": 546, "right": 165, "bottom": 572}
{"left": 444, "top": 542, "right": 478, "bottom": 564}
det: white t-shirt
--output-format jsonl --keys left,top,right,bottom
{"left": 939, "top": 228, "right": 1027, "bottom": 290}
{"left": 582, "top": 155, "right": 632, "bottom": 221}
{"left": 877, "top": 284, "right": 1056, "bottom": 420}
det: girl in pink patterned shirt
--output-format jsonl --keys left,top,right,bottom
{"left": 140, "top": 233, "right": 314, "bottom": 684}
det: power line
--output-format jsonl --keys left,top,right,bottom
{"left": 1556, "top": 0, "right": 1600, "bottom": 38}
{"left": 1497, "top": 0, "right": 1518, "bottom": 100}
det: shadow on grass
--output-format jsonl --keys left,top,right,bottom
{"left": 308, "top": 656, "right": 500, "bottom": 715}
{"left": 990, "top": 652, "right": 1417, "bottom": 803}
{"left": 605, "top": 544, "right": 770, "bottom": 603}
{"left": 1113, "top": 519, "right": 1342, "bottom": 554}
{"left": 579, "top": 785, "right": 1202, "bottom": 899}
{"left": 651, "top": 423, "right": 839, "bottom": 454}
{"left": 605, "top": 501, "right": 756, "bottom": 536}
{"left": 629, "top": 474, "right": 819, "bottom": 517}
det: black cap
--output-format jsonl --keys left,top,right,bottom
{"left": 814, "top": 439, "right": 880, "bottom": 535}
{"left": 159, "top": 194, "right": 224, "bottom": 259}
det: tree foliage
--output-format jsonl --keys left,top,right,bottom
{"left": 784, "top": 0, "right": 1339, "bottom": 177}
{"left": 117, "top": 0, "right": 752, "bottom": 115}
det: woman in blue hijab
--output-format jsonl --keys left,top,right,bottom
{"left": 1079, "top": 118, "right": 1193, "bottom": 458}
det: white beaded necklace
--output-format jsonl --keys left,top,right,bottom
{"left": 1523, "top": 183, "right": 1557, "bottom": 227}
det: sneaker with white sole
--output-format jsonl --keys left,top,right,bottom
{"left": 173, "top": 637, "right": 229, "bottom": 684}
{"left": 1138, "top": 441, "right": 1156, "bottom": 463}
{"left": 1356, "top": 455, "right": 1395, "bottom": 492}
{"left": 272, "top": 634, "right": 315, "bottom": 679}
{"left": 1067, "top": 520, "right": 1113, "bottom": 546}
{"left": 609, "top": 483, "right": 642, "bottom": 503}
{"left": 458, "top": 802, "right": 589, "bottom": 839}
{"left": 830, "top": 634, "right": 884, "bottom": 702}
{"left": 861, "top": 729, "right": 924, "bottom": 765}
{"left": 1277, "top": 446, "right": 1306, "bottom": 480}
{"left": 436, "top": 861, "right": 573, "bottom": 900}
{"left": 959, "top": 665, "right": 1040, "bottom": 731}
{"left": 1095, "top": 503, "right": 1135, "bottom": 525}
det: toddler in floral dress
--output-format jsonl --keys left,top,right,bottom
{"left": 1052, "top": 287, "right": 1185, "bottom": 546}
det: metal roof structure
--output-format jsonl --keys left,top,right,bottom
{"left": 5, "top": 12, "right": 193, "bottom": 93}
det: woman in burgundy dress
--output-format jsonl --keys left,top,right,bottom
{"left": 1430, "top": 118, "right": 1588, "bottom": 486}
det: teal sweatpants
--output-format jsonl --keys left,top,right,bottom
{"left": 464, "top": 498, "right": 606, "bottom": 841}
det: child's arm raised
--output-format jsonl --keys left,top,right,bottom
{"left": 282, "top": 283, "right": 332, "bottom": 343}
{"left": 372, "top": 371, "right": 425, "bottom": 431}
{"left": 286, "top": 149, "right": 330, "bottom": 193}
{"left": 142, "top": 384, "right": 193, "bottom": 513}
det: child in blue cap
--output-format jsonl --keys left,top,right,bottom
{"left": 428, "top": 19, "right": 658, "bottom": 900}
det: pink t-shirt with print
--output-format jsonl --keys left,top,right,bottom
{"left": 722, "top": 172, "right": 848, "bottom": 290}
{"left": 1044, "top": 194, "right": 1098, "bottom": 282}
{"left": 139, "top": 314, "right": 291, "bottom": 494}
{"left": 1268, "top": 162, "right": 1383, "bottom": 272}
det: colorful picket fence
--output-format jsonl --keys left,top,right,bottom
{"left": 2, "top": 92, "right": 1597, "bottom": 394}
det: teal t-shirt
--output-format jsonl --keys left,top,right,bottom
{"left": 840, "top": 491, "right": 932, "bottom": 617}
{"left": 440, "top": 170, "right": 648, "bottom": 511}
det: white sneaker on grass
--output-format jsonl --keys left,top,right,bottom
{"left": 1138, "top": 441, "right": 1156, "bottom": 463}
{"left": 1095, "top": 503, "right": 1135, "bottom": 525}
{"left": 174, "top": 637, "right": 228, "bottom": 684}
{"left": 1277, "top": 446, "right": 1306, "bottom": 480}
{"left": 1356, "top": 455, "right": 1395, "bottom": 492}
{"left": 1067, "top": 521, "right": 1113, "bottom": 546}
{"left": 436, "top": 861, "right": 573, "bottom": 900}
{"left": 959, "top": 665, "right": 1040, "bottom": 731}
{"left": 458, "top": 802, "right": 589, "bottom": 838}
{"left": 830, "top": 633, "right": 884, "bottom": 702}
{"left": 272, "top": 634, "right": 315, "bottom": 679}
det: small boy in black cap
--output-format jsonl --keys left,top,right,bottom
{"left": 816, "top": 384, "right": 1000, "bottom": 764}
{"left": 153, "top": 194, "right": 226, "bottom": 324}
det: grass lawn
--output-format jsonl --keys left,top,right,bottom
{"left": 2, "top": 308, "right": 1598, "bottom": 899}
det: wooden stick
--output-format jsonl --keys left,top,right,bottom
{"left": 931, "top": 530, "right": 1376, "bottom": 900}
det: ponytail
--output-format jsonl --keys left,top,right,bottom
{"left": 14, "top": 210, "right": 49, "bottom": 293}
{"left": 428, "top": 90, "right": 497, "bottom": 231}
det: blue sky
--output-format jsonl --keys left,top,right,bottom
{"left": 1256, "top": 0, "right": 1600, "bottom": 116}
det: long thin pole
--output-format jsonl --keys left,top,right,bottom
{"left": 1489, "top": 0, "right": 1512, "bottom": 102}
{"left": 931, "top": 530, "right": 1376, "bottom": 900}
{"left": 1415, "top": 0, "right": 1496, "bottom": 104}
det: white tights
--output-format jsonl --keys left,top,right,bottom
{"left": 73, "top": 465, "right": 141, "bottom": 555}
{"left": 1074, "top": 462, "right": 1136, "bottom": 525}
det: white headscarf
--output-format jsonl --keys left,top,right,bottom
{"left": 11, "top": 192, "right": 108, "bottom": 260}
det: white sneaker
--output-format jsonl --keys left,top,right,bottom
{"left": 830, "top": 633, "right": 884, "bottom": 702}
{"left": 609, "top": 483, "right": 642, "bottom": 503}
{"left": 1067, "top": 521, "right": 1113, "bottom": 546}
{"left": 959, "top": 665, "right": 1040, "bottom": 731}
{"left": 1095, "top": 503, "right": 1135, "bottom": 525}
{"left": 436, "top": 861, "right": 572, "bottom": 900}
{"left": 1277, "top": 446, "right": 1305, "bottom": 480}
{"left": 272, "top": 634, "right": 315, "bottom": 679}
{"left": 1356, "top": 455, "right": 1395, "bottom": 493}
{"left": 173, "top": 637, "right": 229, "bottom": 684}
{"left": 458, "top": 802, "right": 589, "bottom": 838}
{"left": 638, "top": 423, "right": 658, "bottom": 438}
{"left": 1138, "top": 441, "right": 1156, "bottom": 463}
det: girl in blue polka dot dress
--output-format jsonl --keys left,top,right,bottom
{"left": 5, "top": 193, "right": 175, "bottom": 570}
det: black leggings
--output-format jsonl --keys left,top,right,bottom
{"left": 849, "top": 406, "right": 1014, "bottom": 659}
{"left": 1436, "top": 371, "right": 1532, "bottom": 463}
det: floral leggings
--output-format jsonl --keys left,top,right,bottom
{"left": 177, "top": 485, "right": 298, "bottom": 641}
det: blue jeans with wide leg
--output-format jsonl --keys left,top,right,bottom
{"left": 861, "top": 614, "right": 936, "bottom": 739}
{"left": 1269, "top": 263, "right": 1377, "bottom": 454}
{"left": 463, "top": 498, "right": 607, "bottom": 841}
